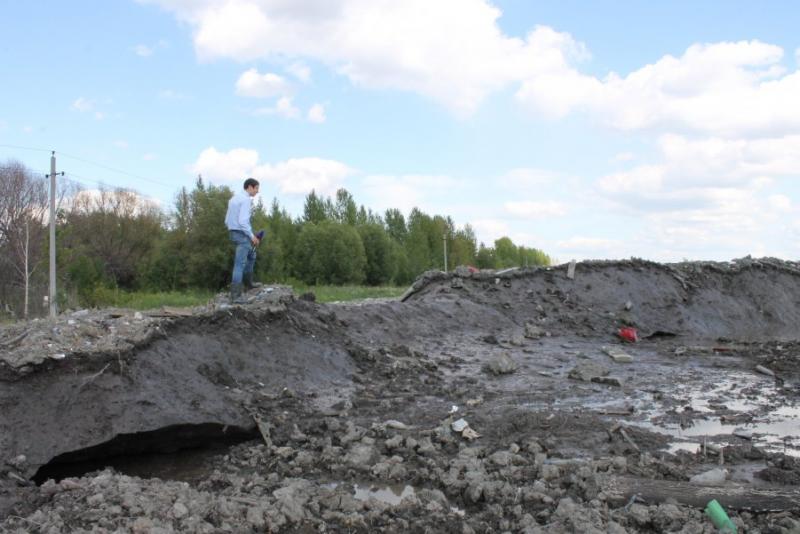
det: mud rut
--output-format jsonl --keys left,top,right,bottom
{"left": 1, "top": 259, "right": 799, "bottom": 533}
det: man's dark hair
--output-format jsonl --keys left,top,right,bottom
{"left": 243, "top": 178, "right": 260, "bottom": 190}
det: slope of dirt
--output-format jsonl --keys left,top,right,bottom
{"left": 1, "top": 259, "right": 799, "bottom": 533}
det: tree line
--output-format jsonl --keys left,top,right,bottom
{"left": 0, "top": 159, "right": 552, "bottom": 317}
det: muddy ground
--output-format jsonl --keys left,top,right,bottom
{"left": 1, "top": 258, "right": 799, "bottom": 533}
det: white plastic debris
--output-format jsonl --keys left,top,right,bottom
{"left": 689, "top": 467, "right": 728, "bottom": 485}
{"left": 451, "top": 418, "right": 469, "bottom": 433}
{"left": 449, "top": 405, "right": 459, "bottom": 414}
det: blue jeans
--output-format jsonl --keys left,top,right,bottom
{"left": 229, "top": 230, "right": 256, "bottom": 285}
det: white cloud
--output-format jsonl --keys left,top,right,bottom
{"left": 360, "top": 173, "right": 458, "bottom": 214}
{"left": 504, "top": 200, "right": 567, "bottom": 218}
{"left": 144, "top": 1, "right": 800, "bottom": 128}
{"left": 471, "top": 219, "right": 510, "bottom": 244}
{"left": 132, "top": 40, "right": 168, "bottom": 57}
{"left": 22, "top": 126, "right": 33, "bottom": 134}
{"left": 235, "top": 68, "right": 291, "bottom": 98}
{"left": 254, "top": 97, "right": 300, "bottom": 119}
{"left": 550, "top": 236, "right": 634, "bottom": 262}
{"left": 601, "top": 135, "right": 800, "bottom": 199}
{"left": 517, "top": 40, "right": 800, "bottom": 137}
{"left": 254, "top": 157, "right": 354, "bottom": 195}
{"left": 71, "top": 97, "right": 94, "bottom": 112}
{"left": 594, "top": 133, "right": 800, "bottom": 260}
{"left": 768, "top": 194, "right": 792, "bottom": 211}
{"left": 191, "top": 147, "right": 353, "bottom": 196}
{"left": 142, "top": 153, "right": 157, "bottom": 161}
{"left": 133, "top": 44, "right": 155, "bottom": 57}
{"left": 192, "top": 147, "right": 261, "bottom": 182}
{"left": 307, "top": 103, "right": 326, "bottom": 123}
{"left": 144, "top": 0, "right": 589, "bottom": 116}
{"left": 71, "top": 97, "right": 105, "bottom": 120}
{"left": 114, "top": 140, "right": 129, "bottom": 149}
{"left": 288, "top": 62, "right": 311, "bottom": 82}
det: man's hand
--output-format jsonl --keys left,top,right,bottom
{"left": 251, "top": 235, "right": 261, "bottom": 246}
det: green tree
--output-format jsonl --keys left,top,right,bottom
{"left": 475, "top": 243, "right": 496, "bottom": 269}
{"left": 494, "top": 236, "right": 519, "bottom": 268}
{"left": 292, "top": 221, "right": 366, "bottom": 284}
{"left": 358, "top": 223, "right": 393, "bottom": 285}
{"left": 333, "top": 188, "right": 358, "bottom": 225}
{"left": 302, "top": 190, "right": 328, "bottom": 224}
{"left": 384, "top": 208, "right": 407, "bottom": 243}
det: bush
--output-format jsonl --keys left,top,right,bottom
{"left": 293, "top": 221, "right": 367, "bottom": 284}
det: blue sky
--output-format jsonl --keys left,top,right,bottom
{"left": 2, "top": 1, "right": 799, "bottom": 262}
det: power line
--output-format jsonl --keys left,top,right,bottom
{"left": 0, "top": 143, "right": 53, "bottom": 154}
{"left": 0, "top": 143, "right": 176, "bottom": 189}
{"left": 57, "top": 150, "right": 175, "bottom": 189}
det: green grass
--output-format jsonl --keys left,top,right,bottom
{"left": 99, "top": 289, "right": 216, "bottom": 310}
{"left": 286, "top": 282, "right": 406, "bottom": 303}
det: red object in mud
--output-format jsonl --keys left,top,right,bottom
{"left": 618, "top": 327, "right": 638, "bottom": 343}
{"left": 467, "top": 265, "right": 479, "bottom": 273}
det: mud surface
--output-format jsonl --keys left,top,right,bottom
{"left": 1, "top": 258, "right": 799, "bottom": 533}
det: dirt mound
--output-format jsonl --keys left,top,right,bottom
{"left": 1, "top": 259, "right": 799, "bottom": 532}
{"left": 404, "top": 257, "right": 800, "bottom": 342}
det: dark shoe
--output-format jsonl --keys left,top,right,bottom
{"left": 243, "top": 273, "right": 263, "bottom": 291}
{"left": 230, "top": 283, "right": 246, "bottom": 304}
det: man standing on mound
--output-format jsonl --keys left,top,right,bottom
{"left": 225, "top": 177, "right": 261, "bottom": 303}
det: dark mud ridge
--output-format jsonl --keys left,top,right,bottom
{"left": 2, "top": 258, "right": 799, "bottom": 532}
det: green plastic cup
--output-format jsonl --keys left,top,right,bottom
{"left": 705, "top": 499, "right": 737, "bottom": 533}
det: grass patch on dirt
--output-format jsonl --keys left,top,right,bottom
{"left": 288, "top": 282, "right": 405, "bottom": 303}
{"left": 99, "top": 290, "right": 216, "bottom": 310}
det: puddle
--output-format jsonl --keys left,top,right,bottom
{"left": 664, "top": 442, "right": 702, "bottom": 454}
{"left": 639, "top": 405, "right": 800, "bottom": 457}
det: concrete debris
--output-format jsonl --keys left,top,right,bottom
{"left": 603, "top": 346, "right": 634, "bottom": 363}
{"left": 485, "top": 353, "right": 518, "bottom": 375}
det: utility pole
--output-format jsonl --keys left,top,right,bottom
{"left": 46, "top": 151, "right": 64, "bottom": 319}
{"left": 443, "top": 232, "right": 448, "bottom": 273}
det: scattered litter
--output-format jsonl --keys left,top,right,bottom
{"left": 52, "top": 353, "right": 66, "bottom": 360}
{"left": 451, "top": 419, "right": 468, "bottom": 433}
{"left": 384, "top": 420, "right": 409, "bottom": 430}
{"left": 704, "top": 499, "right": 738, "bottom": 533}
{"left": 617, "top": 327, "right": 638, "bottom": 343}
{"left": 448, "top": 405, "right": 459, "bottom": 414}
{"left": 754, "top": 365, "right": 775, "bottom": 377}
{"left": 689, "top": 467, "right": 728, "bottom": 485}
{"left": 461, "top": 427, "right": 481, "bottom": 440}
{"left": 450, "top": 419, "right": 481, "bottom": 440}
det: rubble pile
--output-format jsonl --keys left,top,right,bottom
{"left": 1, "top": 259, "right": 799, "bottom": 532}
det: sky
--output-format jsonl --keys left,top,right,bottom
{"left": 1, "top": 0, "right": 799, "bottom": 262}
